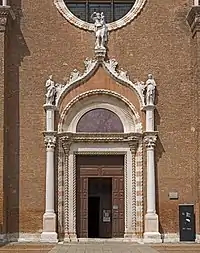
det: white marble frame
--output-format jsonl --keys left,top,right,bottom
{"left": 54, "top": 0, "right": 147, "bottom": 31}
{"left": 58, "top": 141, "right": 144, "bottom": 241}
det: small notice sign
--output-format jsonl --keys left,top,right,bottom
{"left": 103, "top": 210, "right": 111, "bottom": 222}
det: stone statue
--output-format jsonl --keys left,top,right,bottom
{"left": 45, "top": 75, "right": 56, "bottom": 105}
{"left": 91, "top": 12, "right": 108, "bottom": 49}
{"left": 69, "top": 69, "right": 80, "bottom": 83}
{"left": 145, "top": 74, "right": 156, "bottom": 105}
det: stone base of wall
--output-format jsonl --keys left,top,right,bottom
{"left": 1, "top": 233, "right": 200, "bottom": 243}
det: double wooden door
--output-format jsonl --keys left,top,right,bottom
{"left": 76, "top": 156, "right": 124, "bottom": 238}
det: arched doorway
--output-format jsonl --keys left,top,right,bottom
{"left": 57, "top": 91, "right": 144, "bottom": 241}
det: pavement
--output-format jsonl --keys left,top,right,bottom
{"left": 1, "top": 242, "right": 200, "bottom": 253}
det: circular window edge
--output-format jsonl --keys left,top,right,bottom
{"left": 54, "top": 0, "right": 147, "bottom": 31}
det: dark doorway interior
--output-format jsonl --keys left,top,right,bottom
{"left": 88, "top": 178, "right": 112, "bottom": 238}
{"left": 88, "top": 196, "right": 100, "bottom": 238}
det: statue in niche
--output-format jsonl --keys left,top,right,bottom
{"left": 145, "top": 74, "right": 156, "bottom": 105}
{"left": 91, "top": 12, "right": 108, "bottom": 49}
{"left": 45, "top": 75, "right": 56, "bottom": 105}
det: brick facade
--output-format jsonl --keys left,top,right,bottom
{"left": 0, "top": 0, "right": 199, "bottom": 242}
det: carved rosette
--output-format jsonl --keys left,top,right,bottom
{"left": 144, "top": 135, "right": 157, "bottom": 149}
{"left": 44, "top": 135, "right": 57, "bottom": 149}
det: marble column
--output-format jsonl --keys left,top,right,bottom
{"left": 41, "top": 104, "right": 58, "bottom": 242}
{"left": 143, "top": 103, "right": 161, "bottom": 242}
{"left": 0, "top": 7, "right": 15, "bottom": 242}
{"left": 2, "top": 0, "right": 8, "bottom": 6}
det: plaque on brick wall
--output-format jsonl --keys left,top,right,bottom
{"left": 168, "top": 192, "right": 179, "bottom": 200}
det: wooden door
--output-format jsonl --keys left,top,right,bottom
{"left": 112, "top": 176, "right": 124, "bottom": 237}
{"left": 77, "top": 176, "right": 88, "bottom": 238}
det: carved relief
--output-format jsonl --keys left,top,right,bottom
{"left": 144, "top": 135, "right": 157, "bottom": 149}
{"left": 44, "top": 135, "right": 57, "bottom": 149}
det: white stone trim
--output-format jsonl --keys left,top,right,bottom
{"left": 56, "top": 61, "right": 145, "bottom": 109}
{"left": 54, "top": 0, "right": 147, "bottom": 31}
{"left": 58, "top": 89, "right": 142, "bottom": 134}
{"left": 57, "top": 142, "right": 144, "bottom": 240}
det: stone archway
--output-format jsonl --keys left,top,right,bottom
{"left": 41, "top": 51, "right": 161, "bottom": 243}
{"left": 57, "top": 91, "right": 144, "bottom": 241}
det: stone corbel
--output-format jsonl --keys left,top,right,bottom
{"left": 0, "top": 6, "right": 15, "bottom": 32}
{"left": 187, "top": 5, "right": 200, "bottom": 36}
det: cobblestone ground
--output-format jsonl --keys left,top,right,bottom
{"left": 1, "top": 243, "right": 200, "bottom": 253}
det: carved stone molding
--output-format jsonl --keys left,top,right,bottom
{"left": 56, "top": 58, "right": 145, "bottom": 109}
{"left": 0, "top": 6, "right": 15, "bottom": 32}
{"left": 58, "top": 132, "right": 141, "bottom": 144}
{"left": 58, "top": 89, "right": 142, "bottom": 134}
{"left": 54, "top": 0, "right": 147, "bottom": 32}
{"left": 187, "top": 6, "right": 200, "bottom": 36}
{"left": 143, "top": 134, "right": 157, "bottom": 149}
{"left": 44, "top": 132, "right": 57, "bottom": 149}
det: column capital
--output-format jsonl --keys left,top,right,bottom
{"left": 44, "top": 132, "right": 57, "bottom": 149}
{"left": 143, "top": 134, "right": 157, "bottom": 149}
{"left": 0, "top": 6, "right": 15, "bottom": 32}
{"left": 60, "top": 136, "right": 72, "bottom": 153}
{"left": 187, "top": 6, "right": 200, "bottom": 36}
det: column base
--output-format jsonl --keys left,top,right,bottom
{"left": 40, "top": 212, "right": 58, "bottom": 243}
{"left": 64, "top": 232, "right": 77, "bottom": 242}
{"left": 143, "top": 232, "right": 162, "bottom": 243}
{"left": 40, "top": 232, "right": 58, "bottom": 243}
{"left": 144, "top": 213, "right": 159, "bottom": 232}
{"left": 143, "top": 213, "right": 161, "bottom": 243}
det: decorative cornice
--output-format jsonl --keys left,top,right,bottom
{"left": 43, "top": 132, "right": 57, "bottom": 149}
{"left": 0, "top": 6, "right": 15, "bottom": 32}
{"left": 187, "top": 6, "right": 200, "bottom": 36}
{"left": 58, "top": 132, "right": 141, "bottom": 144}
{"left": 54, "top": 0, "right": 147, "bottom": 32}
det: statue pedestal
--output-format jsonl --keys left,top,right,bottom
{"left": 143, "top": 213, "right": 161, "bottom": 243}
{"left": 95, "top": 47, "right": 106, "bottom": 60}
{"left": 40, "top": 213, "right": 58, "bottom": 243}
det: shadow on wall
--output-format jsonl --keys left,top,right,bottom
{"left": 154, "top": 87, "right": 166, "bottom": 241}
{"left": 2, "top": 0, "right": 30, "bottom": 241}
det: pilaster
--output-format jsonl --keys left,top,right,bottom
{"left": 187, "top": 3, "right": 200, "bottom": 239}
{"left": 0, "top": 5, "right": 15, "bottom": 242}
{"left": 124, "top": 140, "right": 137, "bottom": 238}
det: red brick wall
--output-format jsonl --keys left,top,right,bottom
{"left": 1, "top": 0, "right": 197, "bottom": 235}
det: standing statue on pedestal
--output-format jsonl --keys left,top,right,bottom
{"left": 45, "top": 75, "right": 56, "bottom": 105}
{"left": 91, "top": 12, "right": 108, "bottom": 49}
{"left": 145, "top": 74, "right": 156, "bottom": 105}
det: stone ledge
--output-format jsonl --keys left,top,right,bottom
{"left": 187, "top": 6, "right": 200, "bottom": 36}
